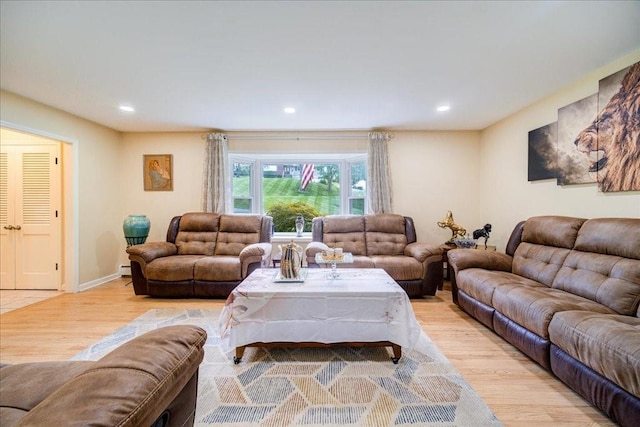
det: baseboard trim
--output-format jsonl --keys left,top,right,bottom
{"left": 78, "top": 273, "right": 121, "bottom": 293}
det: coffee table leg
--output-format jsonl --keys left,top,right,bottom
{"left": 234, "top": 346, "right": 246, "bottom": 364}
{"left": 391, "top": 344, "right": 402, "bottom": 364}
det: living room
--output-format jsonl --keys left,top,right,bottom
{"left": 1, "top": 2, "right": 639, "bottom": 426}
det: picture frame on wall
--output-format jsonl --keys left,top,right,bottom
{"left": 143, "top": 154, "right": 173, "bottom": 191}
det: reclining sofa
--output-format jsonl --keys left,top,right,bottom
{"left": 304, "top": 214, "right": 444, "bottom": 297}
{"left": 0, "top": 325, "right": 207, "bottom": 427}
{"left": 447, "top": 216, "right": 639, "bottom": 427}
{"left": 127, "top": 213, "right": 273, "bottom": 298}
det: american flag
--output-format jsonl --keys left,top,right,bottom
{"left": 300, "top": 164, "right": 314, "bottom": 190}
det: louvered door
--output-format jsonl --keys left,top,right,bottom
{"left": 0, "top": 144, "right": 61, "bottom": 289}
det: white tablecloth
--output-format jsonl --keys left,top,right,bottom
{"left": 219, "top": 268, "right": 425, "bottom": 350}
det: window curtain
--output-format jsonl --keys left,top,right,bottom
{"left": 367, "top": 131, "right": 393, "bottom": 213}
{"left": 202, "top": 132, "right": 230, "bottom": 213}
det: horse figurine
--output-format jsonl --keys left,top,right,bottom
{"left": 437, "top": 210, "right": 466, "bottom": 244}
{"left": 473, "top": 224, "right": 492, "bottom": 249}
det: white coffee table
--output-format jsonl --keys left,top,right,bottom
{"left": 219, "top": 268, "right": 424, "bottom": 364}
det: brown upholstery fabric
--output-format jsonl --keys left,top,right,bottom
{"left": 194, "top": 257, "right": 242, "bottom": 281}
{"left": 456, "top": 269, "right": 545, "bottom": 307}
{"left": 364, "top": 214, "right": 407, "bottom": 256}
{"left": 146, "top": 255, "right": 204, "bottom": 281}
{"left": 369, "top": 255, "right": 422, "bottom": 281}
{"left": 553, "top": 251, "right": 640, "bottom": 315}
{"left": 126, "top": 242, "right": 177, "bottom": 264}
{"left": 175, "top": 212, "right": 220, "bottom": 256}
{"left": 127, "top": 213, "right": 272, "bottom": 298}
{"left": 512, "top": 243, "right": 571, "bottom": 287}
{"left": 323, "top": 215, "right": 365, "bottom": 233}
{"left": 575, "top": 218, "right": 640, "bottom": 260}
{"left": 215, "top": 215, "right": 262, "bottom": 256}
{"left": 449, "top": 215, "right": 640, "bottom": 427}
{"left": 2, "top": 326, "right": 206, "bottom": 427}
{"left": 550, "top": 311, "right": 640, "bottom": 398}
{"left": 0, "top": 362, "right": 93, "bottom": 423}
{"left": 364, "top": 213, "right": 405, "bottom": 234}
{"left": 521, "top": 215, "right": 586, "bottom": 248}
{"left": 492, "top": 285, "right": 616, "bottom": 338}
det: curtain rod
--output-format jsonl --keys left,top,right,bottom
{"left": 201, "top": 133, "right": 393, "bottom": 141}
{"left": 227, "top": 134, "right": 369, "bottom": 140}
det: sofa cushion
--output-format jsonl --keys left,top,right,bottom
{"left": 0, "top": 361, "right": 93, "bottom": 425}
{"left": 549, "top": 310, "right": 640, "bottom": 398}
{"left": 552, "top": 251, "right": 640, "bottom": 316}
{"left": 457, "top": 269, "right": 545, "bottom": 307}
{"left": 194, "top": 257, "right": 242, "bottom": 281}
{"left": 370, "top": 255, "right": 422, "bottom": 281}
{"left": 574, "top": 218, "right": 640, "bottom": 260}
{"left": 347, "top": 255, "right": 375, "bottom": 268}
{"left": 492, "top": 286, "right": 616, "bottom": 338}
{"left": 215, "top": 215, "right": 262, "bottom": 256}
{"left": 146, "top": 255, "right": 204, "bottom": 281}
{"left": 512, "top": 243, "right": 572, "bottom": 287}
{"left": 521, "top": 215, "right": 586, "bottom": 248}
{"left": 322, "top": 215, "right": 367, "bottom": 255}
{"left": 364, "top": 214, "right": 407, "bottom": 256}
{"left": 175, "top": 212, "right": 220, "bottom": 255}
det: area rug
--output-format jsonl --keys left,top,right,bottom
{"left": 73, "top": 308, "right": 502, "bottom": 426}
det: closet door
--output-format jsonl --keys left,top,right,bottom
{"left": 0, "top": 145, "right": 61, "bottom": 289}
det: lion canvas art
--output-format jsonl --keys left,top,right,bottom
{"left": 574, "top": 61, "right": 640, "bottom": 192}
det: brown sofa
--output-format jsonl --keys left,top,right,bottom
{"left": 447, "top": 216, "right": 640, "bottom": 427}
{"left": 127, "top": 213, "right": 273, "bottom": 298}
{"left": 0, "top": 325, "right": 207, "bottom": 427}
{"left": 304, "top": 214, "right": 444, "bottom": 297}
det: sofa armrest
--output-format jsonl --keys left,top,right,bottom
{"left": 239, "top": 243, "right": 272, "bottom": 276}
{"left": 126, "top": 242, "right": 178, "bottom": 265}
{"left": 14, "top": 325, "right": 206, "bottom": 427}
{"left": 404, "top": 242, "right": 444, "bottom": 263}
{"left": 447, "top": 249, "right": 513, "bottom": 274}
{"left": 305, "top": 241, "right": 330, "bottom": 265}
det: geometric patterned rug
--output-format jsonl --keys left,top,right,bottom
{"left": 72, "top": 309, "right": 502, "bottom": 426}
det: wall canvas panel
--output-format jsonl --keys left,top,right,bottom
{"left": 588, "top": 62, "right": 639, "bottom": 192}
{"left": 528, "top": 122, "right": 557, "bottom": 181}
{"left": 556, "top": 94, "right": 598, "bottom": 185}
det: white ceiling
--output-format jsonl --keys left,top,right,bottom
{"left": 1, "top": 1, "right": 639, "bottom": 133}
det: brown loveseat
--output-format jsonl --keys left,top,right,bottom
{"left": 0, "top": 325, "right": 207, "bottom": 427}
{"left": 127, "top": 213, "right": 273, "bottom": 298}
{"left": 304, "top": 214, "right": 444, "bottom": 297}
{"left": 447, "top": 216, "right": 640, "bottom": 427}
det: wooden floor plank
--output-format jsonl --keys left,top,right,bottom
{"left": 0, "top": 278, "right": 615, "bottom": 426}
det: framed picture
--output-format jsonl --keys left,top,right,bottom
{"left": 143, "top": 154, "right": 173, "bottom": 191}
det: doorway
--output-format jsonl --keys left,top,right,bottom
{"left": 0, "top": 128, "right": 62, "bottom": 290}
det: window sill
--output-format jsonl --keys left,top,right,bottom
{"left": 271, "top": 232, "right": 312, "bottom": 243}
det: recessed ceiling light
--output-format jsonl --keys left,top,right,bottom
{"left": 283, "top": 107, "right": 296, "bottom": 114}
{"left": 436, "top": 105, "right": 450, "bottom": 112}
{"left": 119, "top": 105, "right": 135, "bottom": 112}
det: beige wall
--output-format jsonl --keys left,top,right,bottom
{"left": 478, "top": 51, "right": 640, "bottom": 249}
{"left": 1, "top": 90, "right": 123, "bottom": 290}
{"left": 119, "top": 130, "right": 481, "bottom": 260}
{"left": 2, "top": 51, "right": 639, "bottom": 288}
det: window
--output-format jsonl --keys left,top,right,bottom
{"left": 231, "top": 154, "right": 367, "bottom": 222}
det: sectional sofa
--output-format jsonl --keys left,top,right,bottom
{"left": 447, "top": 216, "right": 639, "bottom": 427}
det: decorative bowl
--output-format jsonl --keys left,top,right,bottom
{"left": 454, "top": 238, "right": 478, "bottom": 249}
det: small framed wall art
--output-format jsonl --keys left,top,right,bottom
{"left": 143, "top": 154, "right": 173, "bottom": 191}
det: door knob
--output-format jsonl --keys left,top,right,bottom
{"left": 14, "top": 225, "right": 21, "bottom": 230}
{"left": 3, "top": 225, "right": 14, "bottom": 230}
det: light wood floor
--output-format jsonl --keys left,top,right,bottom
{"left": 0, "top": 278, "right": 614, "bottom": 427}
